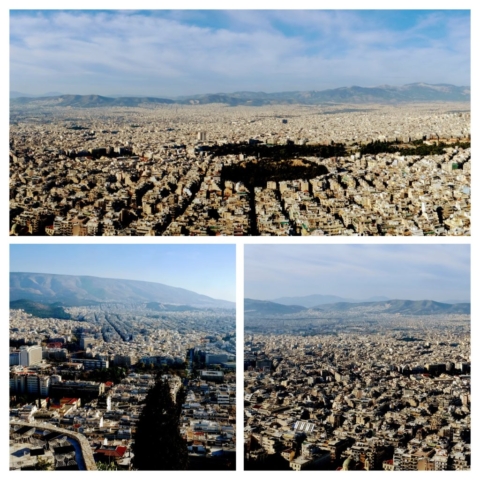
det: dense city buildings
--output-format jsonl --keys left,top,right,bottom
{"left": 243, "top": 244, "right": 471, "bottom": 471}
{"left": 10, "top": 102, "right": 470, "bottom": 236}
{"left": 9, "top": 8, "right": 473, "bottom": 475}
{"left": 9, "top": 304, "right": 236, "bottom": 470}
{"left": 244, "top": 309, "right": 470, "bottom": 471}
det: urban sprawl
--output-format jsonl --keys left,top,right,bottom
{"left": 9, "top": 306, "right": 236, "bottom": 470}
{"left": 10, "top": 103, "right": 470, "bottom": 236}
{"left": 244, "top": 313, "right": 470, "bottom": 471}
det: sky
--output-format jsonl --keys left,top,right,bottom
{"left": 9, "top": 9, "right": 470, "bottom": 96}
{"left": 245, "top": 244, "right": 471, "bottom": 303}
{"left": 10, "top": 244, "right": 236, "bottom": 302}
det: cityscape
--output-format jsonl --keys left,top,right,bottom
{"left": 244, "top": 245, "right": 471, "bottom": 471}
{"left": 9, "top": 10, "right": 470, "bottom": 236}
{"left": 9, "top": 245, "right": 236, "bottom": 470}
{"left": 8, "top": 8, "right": 473, "bottom": 473}
{"left": 9, "top": 93, "right": 470, "bottom": 237}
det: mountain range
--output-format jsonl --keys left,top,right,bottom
{"left": 10, "top": 272, "right": 234, "bottom": 309}
{"left": 272, "top": 294, "right": 390, "bottom": 308}
{"left": 245, "top": 298, "right": 470, "bottom": 316}
{"left": 244, "top": 299, "right": 307, "bottom": 315}
{"left": 11, "top": 94, "right": 174, "bottom": 108}
{"left": 10, "top": 83, "right": 470, "bottom": 108}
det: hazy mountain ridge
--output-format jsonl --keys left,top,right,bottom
{"left": 246, "top": 298, "right": 470, "bottom": 316}
{"left": 311, "top": 299, "right": 470, "bottom": 315}
{"left": 11, "top": 94, "right": 174, "bottom": 108}
{"left": 10, "top": 83, "right": 470, "bottom": 107}
{"left": 10, "top": 272, "right": 234, "bottom": 309}
{"left": 244, "top": 298, "right": 306, "bottom": 315}
{"left": 181, "top": 84, "right": 469, "bottom": 105}
{"left": 273, "top": 294, "right": 390, "bottom": 307}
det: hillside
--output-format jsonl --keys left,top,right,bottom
{"left": 244, "top": 298, "right": 306, "bottom": 315}
{"left": 312, "top": 299, "right": 470, "bottom": 315}
{"left": 272, "top": 294, "right": 390, "bottom": 307}
{"left": 10, "top": 272, "right": 234, "bottom": 309}
{"left": 245, "top": 298, "right": 470, "bottom": 317}
{"left": 10, "top": 299, "right": 71, "bottom": 319}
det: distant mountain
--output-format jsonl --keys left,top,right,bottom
{"left": 273, "top": 294, "right": 354, "bottom": 307}
{"left": 11, "top": 94, "right": 174, "bottom": 108}
{"left": 10, "top": 83, "right": 470, "bottom": 107}
{"left": 10, "top": 91, "right": 31, "bottom": 98}
{"left": 10, "top": 299, "right": 71, "bottom": 319}
{"left": 273, "top": 294, "right": 392, "bottom": 307}
{"left": 244, "top": 298, "right": 306, "bottom": 315}
{"left": 311, "top": 299, "right": 470, "bottom": 315}
{"left": 179, "top": 84, "right": 470, "bottom": 105}
{"left": 245, "top": 297, "right": 469, "bottom": 316}
{"left": 10, "top": 272, "right": 234, "bottom": 309}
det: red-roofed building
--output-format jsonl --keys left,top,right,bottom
{"left": 61, "top": 397, "right": 81, "bottom": 407}
{"left": 96, "top": 445, "right": 128, "bottom": 459}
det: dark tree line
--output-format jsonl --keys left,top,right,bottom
{"left": 132, "top": 374, "right": 188, "bottom": 470}
{"left": 360, "top": 140, "right": 470, "bottom": 157}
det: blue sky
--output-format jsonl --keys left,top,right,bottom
{"left": 10, "top": 10, "right": 470, "bottom": 96}
{"left": 245, "top": 244, "right": 470, "bottom": 303}
{"left": 10, "top": 244, "right": 236, "bottom": 302}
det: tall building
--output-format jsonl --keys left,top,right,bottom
{"left": 10, "top": 351, "right": 20, "bottom": 366}
{"left": 39, "top": 375, "right": 51, "bottom": 396}
{"left": 19, "top": 345, "right": 42, "bottom": 366}
{"left": 10, "top": 373, "right": 50, "bottom": 397}
{"left": 80, "top": 335, "right": 96, "bottom": 349}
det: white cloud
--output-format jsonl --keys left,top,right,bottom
{"left": 10, "top": 10, "right": 470, "bottom": 95}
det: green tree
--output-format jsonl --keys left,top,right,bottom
{"left": 132, "top": 375, "right": 188, "bottom": 470}
{"left": 97, "top": 461, "right": 118, "bottom": 471}
{"left": 34, "top": 457, "right": 53, "bottom": 470}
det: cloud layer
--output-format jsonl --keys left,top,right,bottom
{"left": 10, "top": 10, "right": 470, "bottom": 96}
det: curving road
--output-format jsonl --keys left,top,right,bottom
{"left": 10, "top": 420, "right": 97, "bottom": 470}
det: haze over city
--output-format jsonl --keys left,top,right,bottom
{"left": 244, "top": 244, "right": 470, "bottom": 303}
{"left": 10, "top": 9, "right": 470, "bottom": 96}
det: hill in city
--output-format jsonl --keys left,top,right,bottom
{"left": 10, "top": 299, "right": 71, "bottom": 319}
{"left": 10, "top": 272, "right": 234, "bottom": 309}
